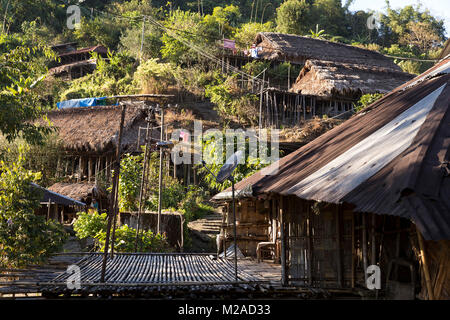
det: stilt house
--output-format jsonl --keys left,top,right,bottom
{"left": 213, "top": 55, "right": 450, "bottom": 299}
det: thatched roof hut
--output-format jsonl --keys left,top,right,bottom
{"left": 47, "top": 182, "right": 100, "bottom": 203}
{"left": 45, "top": 105, "right": 158, "bottom": 155}
{"left": 289, "top": 59, "right": 414, "bottom": 99}
{"left": 254, "top": 32, "right": 401, "bottom": 70}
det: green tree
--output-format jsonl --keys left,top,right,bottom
{"left": 73, "top": 16, "right": 124, "bottom": 50}
{"left": 311, "top": 0, "right": 346, "bottom": 37}
{"left": 60, "top": 50, "right": 136, "bottom": 100}
{"left": 73, "top": 210, "right": 107, "bottom": 240}
{"left": 118, "top": 153, "right": 144, "bottom": 212}
{"left": 380, "top": 2, "right": 446, "bottom": 47}
{"left": 234, "top": 21, "right": 275, "bottom": 48}
{"left": 197, "top": 131, "right": 271, "bottom": 192}
{"left": 353, "top": 93, "right": 384, "bottom": 112}
{"left": 399, "top": 21, "right": 441, "bottom": 53}
{"left": 0, "top": 147, "right": 67, "bottom": 268}
{"left": 0, "top": 38, "right": 56, "bottom": 144}
{"left": 275, "top": 0, "right": 312, "bottom": 35}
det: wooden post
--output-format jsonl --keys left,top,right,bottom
{"left": 61, "top": 206, "right": 65, "bottom": 224}
{"left": 77, "top": 157, "right": 82, "bottom": 182}
{"left": 135, "top": 114, "right": 151, "bottom": 251}
{"left": 88, "top": 157, "right": 92, "bottom": 182}
{"left": 110, "top": 105, "right": 127, "bottom": 257}
{"left": 180, "top": 214, "right": 184, "bottom": 252}
{"left": 336, "top": 205, "right": 343, "bottom": 288}
{"left": 47, "top": 200, "right": 51, "bottom": 221}
{"left": 351, "top": 211, "right": 355, "bottom": 288}
{"left": 258, "top": 70, "right": 265, "bottom": 139}
{"left": 157, "top": 105, "right": 164, "bottom": 234}
{"left": 371, "top": 213, "right": 376, "bottom": 266}
{"left": 362, "top": 213, "right": 368, "bottom": 283}
{"left": 416, "top": 226, "right": 434, "bottom": 300}
{"left": 287, "top": 63, "right": 290, "bottom": 89}
{"left": 280, "top": 195, "right": 287, "bottom": 286}
{"left": 100, "top": 104, "right": 126, "bottom": 282}
{"left": 306, "top": 202, "right": 312, "bottom": 286}
{"left": 56, "top": 156, "right": 61, "bottom": 178}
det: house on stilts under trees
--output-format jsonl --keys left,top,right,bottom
{"left": 213, "top": 55, "right": 450, "bottom": 299}
{"left": 223, "top": 32, "right": 415, "bottom": 127}
{"left": 39, "top": 98, "right": 162, "bottom": 222}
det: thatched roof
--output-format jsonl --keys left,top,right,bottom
{"left": 45, "top": 105, "right": 158, "bottom": 153}
{"left": 254, "top": 32, "right": 402, "bottom": 71}
{"left": 48, "top": 59, "right": 97, "bottom": 75}
{"left": 58, "top": 45, "right": 108, "bottom": 57}
{"left": 47, "top": 182, "right": 97, "bottom": 202}
{"left": 290, "top": 59, "right": 415, "bottom": 98}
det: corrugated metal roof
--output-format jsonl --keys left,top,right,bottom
{"left": 32, "top": 183, "right": 86, "bottom": 207}
{"left": 213, "top": 60, "right": 450, "bottom": 240}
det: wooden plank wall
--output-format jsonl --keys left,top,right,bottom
{"left": 224, "top": 199, "right": 271, "bottom": 257}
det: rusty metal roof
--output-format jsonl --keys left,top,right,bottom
{"left": 213, "top": 59, "right": 450, "bottom": 240}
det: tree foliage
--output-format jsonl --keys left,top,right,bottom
{"left": 0, "top": 147, "right": 67, "bottom": 268}
{"left": 0, "top": 36, "right": 56, "bottom": 144}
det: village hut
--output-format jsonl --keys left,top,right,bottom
{"left": 32, "top": 183, "right": 86, "bottom": 223}
{"left": 48, "top": 44, "right": 108, "bottom": 80}
{"left": 250, "top": 32, "right": 414, "bottom": 124}
{"left": 213, "top": 55, "right": 450, "bottom": 299}
{"left": 42, "top": 104, "right": 160, "bottom": 212}
{"left": 254, "top": 32, "right": 404, "bottom": 68}
{"left": 289, "top": 59, "right": 414, "bottom": 106}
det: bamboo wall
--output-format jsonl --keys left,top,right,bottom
{"left": 413, "top": 239, "right": 450, "bottom": 300}
{"left": 224, "top": 195, "right": 444, "bottom": 297}
{"left": 223, "top": 199, "right": 272, "bottom": 257}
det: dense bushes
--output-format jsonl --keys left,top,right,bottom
{"left": 73, "top": 211, "right": 171, "bottom": 253}
{"left": 73, "top": 211, "right": 107, "bottom": 240}
{"left": 96, "top": 224, "right": 171, "bottom": 253}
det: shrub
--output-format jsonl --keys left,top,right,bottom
{"left": 95, "top": 224, "right": 171, "bottom": 253}
{"left": 73, "top": 211, "right": 107, "bottom": 240}
{"left": 134, "top": 58, "right": 178, "bottom": 94}
{"left": 353, "top": 93, "right": 384, "bottom": 112}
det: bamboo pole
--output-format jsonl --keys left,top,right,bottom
{"left": 416, "top": 226, "right": 434, "bottom": 300}
{"left": 135, "top": 111, "right": 151, "bottom": 251}
{"left": 100, "top": 104, "right": 126, "bottom": 282}
{"left": 110, "top": 105, "right": 127, "bottom": 258}
{"left": 157, "top": 106, "right": 165, "bottom": 234}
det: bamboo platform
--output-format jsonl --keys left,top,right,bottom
{"left": 1, "top": 253, "right": 284, "bottom": 298}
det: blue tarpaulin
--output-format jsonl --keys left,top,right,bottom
{"left": 56, "top": 97, "right": 108, "bottom": 109}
